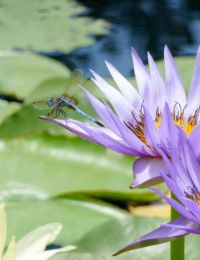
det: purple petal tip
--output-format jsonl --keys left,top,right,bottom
{"left": 39, "top": 115, "right": 48, "bottom": 120}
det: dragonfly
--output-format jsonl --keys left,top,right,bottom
{"left": 33, "top": 70, "right": 104, "bottom": 127}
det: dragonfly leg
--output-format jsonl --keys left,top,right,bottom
{"left": 60, "top": 109, "right": 68, "bottom": 119}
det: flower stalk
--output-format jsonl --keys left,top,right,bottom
{"left": 170, "top": 193, "right": 185, "bottom": 260}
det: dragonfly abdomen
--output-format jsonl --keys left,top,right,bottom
{"left": 60, "top": 96, "right": 104, "bottom": 127}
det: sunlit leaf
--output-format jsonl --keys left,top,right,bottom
{"left": 6, "top": 199, "right": 129, "bottom": 244}
{"left": 0, "top": 135, "right": 158, "bottom": 202}
{"left": 0, "top": 0, "right": 108, "bottom": 53}
{"left": 0, "top": 100, "right": 21, "bottom": 125}
{"left": 0, "top": 52, "right": 69, "bottom": 99}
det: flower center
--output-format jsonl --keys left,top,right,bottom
{"left": 184, "top": 186, "right": 200, "bottom": 206}
{"left": 173, "top": 104, "right": 199, "bottom": 136}
{"left": 125, "top": 104, "right": 200, "bottom": 147}
{"left": 155, "top": 104, "right": 200, "bottom": 136}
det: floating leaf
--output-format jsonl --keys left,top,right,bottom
{"left": 0, "top": 135, "right": 158, "bottom": 202}
{"left": 0, "top": 52, "right": 69, "bottom": 99}
{"left": 56, "top": 214, "right": 200, "bottom": 260}
{"left": 0, "top": 0, "right": 108, "bottom": 53}
{"left": 6, "top": 199, "right": 128, "bottom": 245}
{"left": 0, "top": 100, "right": 21, "bottom": 125}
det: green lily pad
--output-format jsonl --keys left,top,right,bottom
{"left": 69, "top": 216, "right": 167, "bottom": 260}
{"left": 0, "top": 104, "right": 71, "bottom": 138}
{"left": 0, "top": 52, "right": 69, "bottom": 99}
{"left": 56, "top": 214, "right": 200, "bottom": 260}
{"left": 5, "top": 199, "right": 168, "bottom": 260}
{"left": 0, "top": 75, "right": 105, "bottom": 138}
{"left": 6, "top": 198, "right": 128, "bottom": 246}
{"left": 0, "top": 100, "right": 21, "bottom": 125}
{"left": 0, "top": 0, "right": 107, "bottom": 53}
{"left": 0, "top": 135, "right": 158, "bottom": 202}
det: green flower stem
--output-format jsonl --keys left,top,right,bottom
{"left": 170, "top": 193, "right": 185, "bottom": 260}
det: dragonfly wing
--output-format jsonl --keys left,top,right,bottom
{"left": 64, "top": 70, "right": 96, "bottom": 108}
{"left": 64, "top": 69, "right": 89, "bottom": 102}
{"left": 32, "top": 101, "right": 51, "bottom": 110}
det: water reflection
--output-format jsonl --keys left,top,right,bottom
{"left": 54, "top": 0, "right": 200, "bottom": 77}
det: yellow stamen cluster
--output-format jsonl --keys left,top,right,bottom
{"left": 126, "top": 104, "right": 200, "bottom": 147}
{"left": 172, "top": 104, "right": 200, "bottom": 136}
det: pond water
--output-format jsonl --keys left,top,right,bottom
{"left": 52, "top": 0, "right": 200, "bottom": 77}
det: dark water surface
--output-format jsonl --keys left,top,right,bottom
{"left": 59, "top": 0, "right": 200, "bottom": 77}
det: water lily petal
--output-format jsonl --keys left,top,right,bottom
{"left": 189, "top": 124, "right": 200, "bottom": 159}
{"left": 181, "top": 138, "right": 200, "bottom": 191}
{"left": 0, "top": 204, "right": 7, "bottom": 258}
{"left": 104, "top": 103, "right": 152, "bottom": 156}
{"left": 131, "top": 48, "right": 157, "bottom": 117}
{"left": 69, "top": 119, "right": 140, "bottom": 156}
{"left": 131, "top": 47, "right": 151, "bottom": 98}
{"left": 18, "top": 245, "right": 76, "bottom": 260}
{"left": 163, "top": 223, "right": 200, "bottom": 235}
{"left": 105, "top": 61, "right": 142, "bottom": 109}
{"left": 114, "top": 216, "right": 191, "bottom": 255}
{"left": 91, "top": 70, "right": 135, "bottom": 122}
{"left": 40, "top": 116, "right": 98, "bottom": 144}
{"left": 159, "top": 146, "right": 193, "bottom": 201}
{"left": 143, "top": 107, "right": 160, "bottom": 154}
{"left": 150, "top": 187, "right": 193, "bottom": 220}
{"left": 80, "top": 87, "right": 121, "bottom": 136}
{"left": 187, "top": 47, "right": 200, "bottom": 116}
{"left": 130, "top": 158, "right": 164, "bottom": 188}
{"left": 164, "top": 46, "right": 186, "bottom": 108}
{"left": 159, "top": 103, "right": 179, "bottom": 150}
{"left": 147, "top": 52, "right": 166, "bottom": 109}
{"left": 3, "top": 236, "right": 16, "bottom": 260}
{"left": 16, "top": 223, "right": 62, "bottom": 258}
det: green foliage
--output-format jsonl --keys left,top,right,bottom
{"left": 0, "top": 100, "right": 21, "bottom": 125}
{"left": 0, "top": 135, "right": 158, "bottom": 202}
{"left": 0, "top": 0, "right": 107, "bottom": 53}
{"left": 0, "top": 51, "right": 69, "bottom": 99}
{"left": 6, "top": 199, "right": 128, "bottom": 245}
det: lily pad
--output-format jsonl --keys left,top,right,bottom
{"left": 5, "top": 199, "right": 168, "bottom": 260}
{"left": 0, "top": 100, "right": 21, "bottom": 125}
{"left": 0, "top": 105, "right": 71, "bottom": 138}
{"left": 57, "top": 214, "right": 200, "bottom": 260}
{"left": 71, "top": 216, "right": 167, "bottom": 260}
{"left": 0, "top": 52, "right": 69, "bottom": 99}
{"left": 0, "top": 0, "right": 107, "bottom": 53}
{"left": 5, "top": 198, "right": 128, "bottom": 246}
{"left": 0, "top": 135, "right": 158, "bottom": 202}
{"left": 0, "top": 75, "right": 105, "bottom": 138}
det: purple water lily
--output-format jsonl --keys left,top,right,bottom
{"left": 114, "top": 131, "right": 200, "bottom": 255}
{"left": 40, "top": 46, "right": 200, "bottom": 188}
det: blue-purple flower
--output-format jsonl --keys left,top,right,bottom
{"left": 40, "top": 46, "right": 200, "bottom": 188}
{"left": 114, "top": 131, "right": 200, "bottom": 255}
